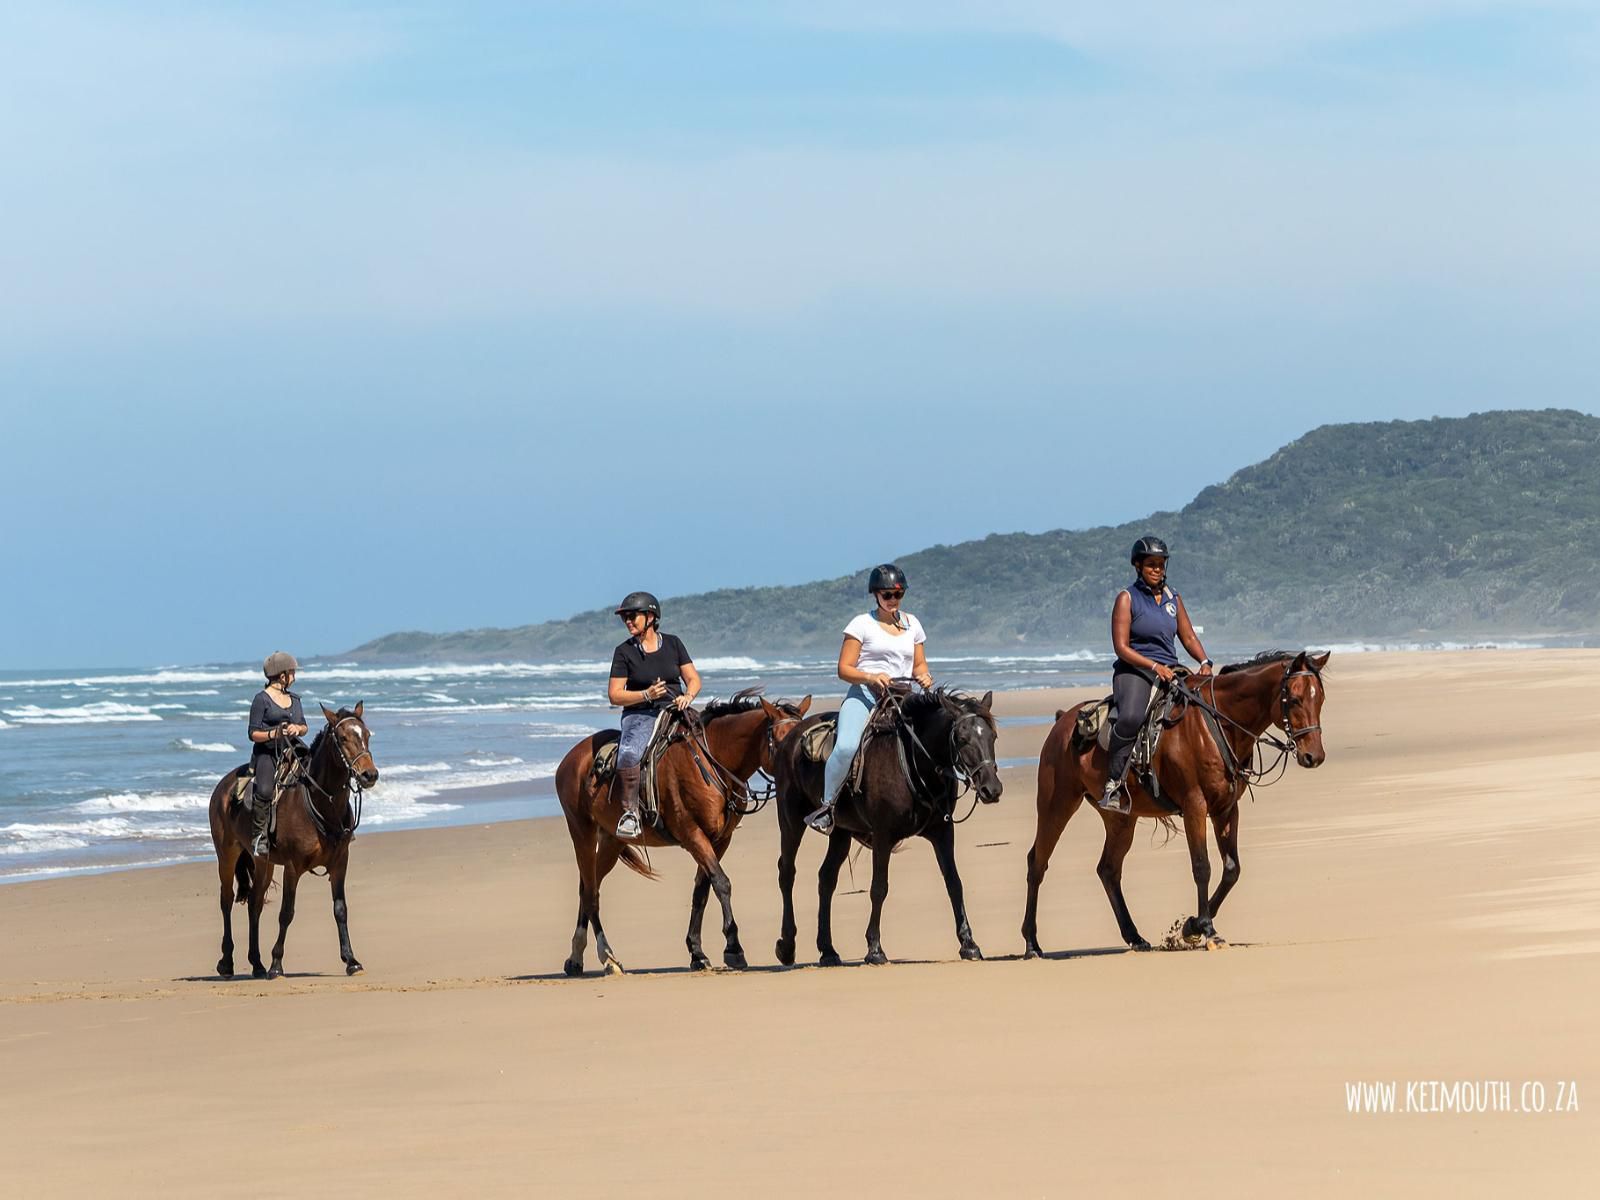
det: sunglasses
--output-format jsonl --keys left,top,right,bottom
{"left": 877, "top": 589, "right": 905, "bottom": 600}
{"left": 619, "top": 611, "right": 644, "bottom": 622}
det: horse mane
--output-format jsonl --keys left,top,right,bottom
{"left": 700, "top": 687, "right": 802, "bottom": 724}
{"left": 901, "top": 688, "right": 997, "bottom": 733}
{"left": 1219, "top": 650, "right": 1328, "bottom": 675}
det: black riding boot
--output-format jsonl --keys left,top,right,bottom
{"left": 615, "top": 765, "right": 643, "bottom": 839}
{"left": 250, "top": 793, "right": 272, "bottom": 857}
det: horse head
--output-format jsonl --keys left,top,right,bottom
{"left": 1279, "top": 652, "right": 1330, "bottom": 769}
{"left": 319, "top": 700, "right": 380, "bottom": 788}
{"left": 941, "top": 689, "right": 1002, "bottom": 804}
{"left": 759, "top": 695, "right": 812, "bottom": 776}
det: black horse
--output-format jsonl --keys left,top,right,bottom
{"left": 772, "top": 688, "right": 1003, "bottom": 965}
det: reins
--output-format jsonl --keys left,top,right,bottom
{"left": 869, "top": 686, "right": 998, "bottom": 829}
{"left": 1175, "top": 660, "right": 1323, "bottom": 802}
{"left": 280, "top": 714, "right": 372, "bottom": 856}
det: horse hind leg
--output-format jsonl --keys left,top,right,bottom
{"left": 216, "top": 845, "right": 242, "bottom": 978}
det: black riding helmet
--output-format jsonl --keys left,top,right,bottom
{"left": 867, "top": 563, "right": 907, "bottom": 593}
{"left": 1129, "top": 536, "right": 1170, "bottom": 566}
{"left": 614, "top": 591, "right": 661, "bottom": 618}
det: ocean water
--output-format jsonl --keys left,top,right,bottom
{"left": 0, "top": 651, "right": 1122, "bottom": 882}
{"left": 0, "top": 639, "right": 1557, "bottom": 882}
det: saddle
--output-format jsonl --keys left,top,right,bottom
{"left": 1072, "top": 670, "right": 1192, "bottom": 804}
{"left": 588, "top": 710, "right": 679, "bottom": 818}
{"left": 799, "top": 717, "right": 837, "bottom": 763}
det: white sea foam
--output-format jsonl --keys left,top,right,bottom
{"left": 378, "top": 762, "right": 453, "bottom": 777}
{"left": 1, "top": 702, "right": 164, "bottom": 725}
{"left": 74, "top": 790, "right": 210, "bottom": 815}
{"left": 173, "top": 738, "right": 236, "bottom": 753}
{"left": 466, "top": 755, "right": 523, "bottom": 767}
{"left": 529, "top": 723, "right": 600, "bottom": 738}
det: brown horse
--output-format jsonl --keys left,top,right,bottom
{"left": 1022, "top": 651, "right": 1329, "bottom": 955}
{"left": 555, "top": 690, "right": 810, "bottom": 976}
{"left": 208, "top": 703, "right": 379, "bottom": 979}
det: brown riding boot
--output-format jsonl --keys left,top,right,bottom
{"left": 615, "top": 765, "right": 643, "bottom": 839}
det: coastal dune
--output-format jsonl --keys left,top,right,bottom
{"left": 2, "top": 651, "right": 1597, "bottom": 1196}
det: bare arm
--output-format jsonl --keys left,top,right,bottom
{"left": 912, "top": 642, "right": 933, "bottom": 690}
{"left": 1175, "top": 596, "right": 1210, "bottom": 673}
{"left": 672, "top": 661, "right": 702, "bottom": 711}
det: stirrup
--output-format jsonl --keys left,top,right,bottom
{"left": 615, "top": 810, "right": 642, "bottom": 839}
{"left": 1096, "top": 779, "right": 1131, "bottom": 815}
{"left": 804, "top": 804, "right": 835, "bottom": 834}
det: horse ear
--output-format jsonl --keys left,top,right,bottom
{"left": 320, "top": 703, "right": 337, "bottom": 724}
{"left": 797, "top": 695, "right": 812, "bottom": 716}
{"left": 354, "top": 700, "right": 364, "bottom": 718}
{"left": 759, "top": 698, "right": 780, "bottom": 720}
{"left": 979, "top": 691, "right": 993, "bottom": 712}
{"left": 1312, "top": 651, "right": 1330, "bottom": 669}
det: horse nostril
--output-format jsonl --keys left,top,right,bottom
{"left": 365, "top": 770, "right": 380, "bottom": 785}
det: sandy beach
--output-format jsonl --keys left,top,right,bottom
{"left": 2, "top": 650, "right": 1597, "bottom": 1197}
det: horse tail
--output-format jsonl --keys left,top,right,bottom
{"left": 233, "top": 853, "right": 253, "bottom": 904}
{"left": 616, "top": 842, "right": 659, "bottom": 881}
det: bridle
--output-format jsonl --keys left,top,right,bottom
{"left": 1278, "top": 666, "right": 1323, "bottom": 744}
{"left": 883, "top": 691, "right": 999, "bottom": 826}
{"left": 1181, "top": 658, "right": 1324, "bottom": 794}
{"left": 292, "top": 714, "right": 375, "bottom": 847}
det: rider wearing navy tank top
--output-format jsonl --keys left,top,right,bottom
{"left": 1099, "top": 537, "right": 1213, "bottom": 814}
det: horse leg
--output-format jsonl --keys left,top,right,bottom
{"left": 679, "top": 827, "right": 745, "bottom": 970}
{"left": 216, "top": 845, "right": 239, "bottom": 978}
{"left": 1096, "top": 814, "right": 1149, "bottom": 950}
{"left": 815, "top": 828, "right": 852, "bottom": 966}
{"left": 330, "top": 849, "right": 362, "bottom": 975}
{"left": 1023, "top": 786, "right": 1081, "bottom": 959}
{"left": 588, "top": 835, "right": 628, "bottom": 974}
{"left": 862, "top": 838, "right": 894, "bottom": 965}
{"left": 774, "top": 804, "right": 805, "bottom": 967}
{"left": 1179, "top": 803, "right": 1218, "bottom": 945}
{"left": 562, "top": 816, "right": 598, "bottom": 977}
{"left": 1206, "top": 805, "right": 1241, "bottom": 936}
{"left": 246, "top": 857, "right": 272, "bottom": 979}
{"left": 267, "top": 864, "right": 300, "bottom": 979}
{"left": 927, "top": 819, "right": 982, "bottom": 961}
{"left": 686, "top": 867, "right": 713, "bottom": 971}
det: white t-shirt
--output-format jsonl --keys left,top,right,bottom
{"left": 843, "top": 611, "right": 926, "bottom": 680}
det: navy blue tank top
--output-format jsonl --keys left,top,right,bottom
{"left": 1123, "top": 580, "right": 1180, "bottom": 667}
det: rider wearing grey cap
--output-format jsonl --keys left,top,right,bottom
{"left": 1098, "top": 538, "right": 1212, "bottom": 814}
{"left": 246, "top": 652, "right": 308, "bottom": 856}
{"left": 607, "top": 593, "right": 701, "bottom": 839}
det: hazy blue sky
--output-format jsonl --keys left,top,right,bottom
{"left": 2, "top": 2, "right": 1597, "bottom": 668}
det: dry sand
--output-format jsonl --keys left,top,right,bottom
{"left": 2, "top": 650, "right": 1597, "bottom": 1197}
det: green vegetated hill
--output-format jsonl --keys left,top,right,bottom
{"left": 347, "top": 409, "right": 1600, "bottom": 661}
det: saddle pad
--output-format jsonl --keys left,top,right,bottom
{"left": 800, "top": 717, "right": 837, "bottom": 763}
{"left": 1073, "top": 698, "right": 1112, "bottom": 752}
{"left": 592, "top": 737, "right": 618, "bottom": 783}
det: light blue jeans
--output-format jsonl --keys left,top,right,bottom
{"left": 821, "top": 684, "right": 876, "bottom": 807}
{"left": 618, "top": 711, "right": 657, "bottom": 769}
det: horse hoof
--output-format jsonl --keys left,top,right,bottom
{"left": 818, "top": 951, "right": 843, "bottom": 968}
{"left": 774, "top": 940, "right": 795, "bottom": 967}
{"left": 959, "top": 944, "right": 984, "bottom": 962}
{"left": 217, "top": 959, "right": 234, "bottom": 978}
{"left": 1181, "top": 918, "right": 1206, "bottom": 946}
{"left": 345, "top": 960, "right": 364, "bottom": 976}
{"left": 1130, "top": 938, "right": 1153, "bottom": 952}
{"left": 1205, "top": 936, "right": 1228, "bottom": 951}
{"left": 604, "top": 957, "right": 626, "bottom": 976}
{"left": 267, "top": 963, "right": 283, "bottom": 980}
{"left": 689, "top": 955, "right": 711, "bottom": 972}
{"left": 864, "top": 948, "right": 889, "bottom": 966}
{"left": 723, "top": 951, "right": 748, "bottom": 971}
{"left": 252, "top": 965, "right": 268, "bottom": 980}
{"left": 1022, "top": 941, "right": 1042, "bottom": 960}
{"left": 563, "top": 959, "right": 583, "bottom": 978}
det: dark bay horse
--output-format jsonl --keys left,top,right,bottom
{"left": 1022, "top": 650, "right": 1329, "bottom": 955}
{"left": 772, "top": 689, "right": 1002, "bottom": 966}
{"left": 554, "top": 690, "right": 810, "bottom": 976}
{"left": 208, "top": 703, "right": 380, "bottom": 979}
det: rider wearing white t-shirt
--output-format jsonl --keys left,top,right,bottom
{"left": 806, "top": 563, "right": 935, "bottom": 834}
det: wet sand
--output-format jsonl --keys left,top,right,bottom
{"left": 2, "top": 650, "right": 1597, "bottom": 1196}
